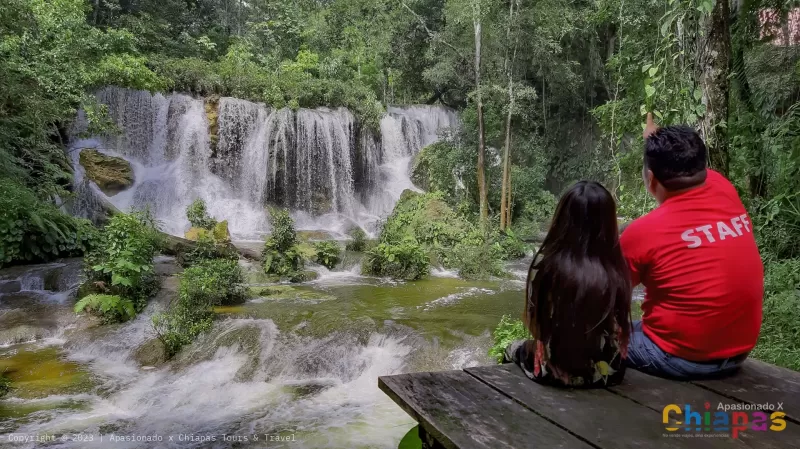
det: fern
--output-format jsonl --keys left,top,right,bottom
{"left": 74, "top": 294, "right": 135, "bottom": 323}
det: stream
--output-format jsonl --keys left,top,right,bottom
{"left": 0, "top": 256, "right": 529, "bottom": 448}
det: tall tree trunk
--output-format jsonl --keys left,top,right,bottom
{"left": 697, "top": 0, "right": 732, "bottom": 175}
{"left": 500, "top": 0, "right": 518, "bottom": 231}
{"left": 473, "top": 7, "right": 488, "bottom": 226}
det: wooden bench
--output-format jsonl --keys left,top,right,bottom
{"left": 379, "top": 360, "right": 800, "bottom": 449}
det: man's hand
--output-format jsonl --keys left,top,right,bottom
{"left": 643, "top": 112, "right": 659, "bottom": 139}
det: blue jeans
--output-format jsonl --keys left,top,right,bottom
{"left": 625, "top": 321, "right": 746, "bottom": 380}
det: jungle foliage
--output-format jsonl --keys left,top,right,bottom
{"left": 0, "top": 0, "right": 798, "bottom": 368}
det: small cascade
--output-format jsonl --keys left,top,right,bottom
{"left": 365, "top": 105, "right": 459, "bottom": 218}
{"left": 69, "top": 87, "right": 458, "bottom": 239}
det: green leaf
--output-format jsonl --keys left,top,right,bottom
{"left": 648, "top": 67, "right": 658, "bottom": 77}
{"left": 645, "top": 85, "right": 656, "bottom": 98}
{"left": 641, "top": 64, "right": 652, "bottom": 73}
{"left": 694, "top": 88, "right": 703, "bottom": 101}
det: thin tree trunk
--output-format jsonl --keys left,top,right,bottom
{"left": 474, "top": 7, "right": 488, "bottom": 226}
{"left": 500, "top": 0, "right": 518, "bottom": 231}
{"left": 697, "top": 0, "right": 732, "bottom": 175}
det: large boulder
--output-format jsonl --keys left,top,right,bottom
{"left": 79, "top": 150, "right": 134, "bottom": 196}
{"left": 133, "top": 338, "right": 168, "bottom": 367}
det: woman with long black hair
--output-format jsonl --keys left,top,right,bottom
{"left": 504, "top": 181, "right": 632, "bottom": 387}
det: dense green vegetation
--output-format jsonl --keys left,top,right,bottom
{"left": 77, "top": 211, "right": 162, "bottom": 321}
{"left": 314, "top": 241, "right": 342, "bottom": 269}
{"left": 186, "top": 199, "right": 218, "bottom": 231}
{"left": 262, "top": 209, "right": 305, "bottom": 281}
{"left": 154, "top": 206, "right": 247, "bottom": 358}
{"left": 74, "top": 294, "right": 135, "bottom": 324}
{"left": 345, "top": 227, "right": 368, "bottom": 252}
{"left": 488, "top": 315, "right": 530, "bottom": 363}
{"left": 0, "top": 0, "right": 797, "bottom": 369}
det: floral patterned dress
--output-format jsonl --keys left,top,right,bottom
{"left": 503, "top": 329, "right": 627, "bottom": 388}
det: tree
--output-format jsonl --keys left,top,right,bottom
{"left": 697, "top": 0, "right": 732, "bottom": 175}
{"left": 472, "top": 0, "right": 489, "bottom": 226}
{"left": 500, "top": 0, "right": 520, "bottom": 231}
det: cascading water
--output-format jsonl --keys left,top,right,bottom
{"left": 68, "top": 87, "right": 458, "bottom": 240}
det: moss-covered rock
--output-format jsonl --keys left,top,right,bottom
{"left": 79, "top": 150, "right": 135, "bottom": 196}
{"left": 184, "top": 227, "right": 211, "bottom": 241}
{"left": 212, "top": 220, "right": 231, "bottom": 243}
{"left": 205, "top": 96, "right": 220, "bottom": 155}
{"left": 133, "top": 338, "right": 168, "bottom": 367}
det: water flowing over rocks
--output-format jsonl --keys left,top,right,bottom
{"left": 68, "top": 87, "right": 458, "bottom": 240}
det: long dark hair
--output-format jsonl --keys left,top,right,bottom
{"left": 525, "top": 181, "right": 631, "bottom": 376}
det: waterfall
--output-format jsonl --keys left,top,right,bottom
{"left": 69, "top": 87, "right": 458, "bottom": 239}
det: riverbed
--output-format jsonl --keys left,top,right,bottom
{"left": 0, "top": 256, "right": 528, "bottom": 449}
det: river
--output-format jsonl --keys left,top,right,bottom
{"left": 0, "top": 256, "right": 528, "bottom": 448}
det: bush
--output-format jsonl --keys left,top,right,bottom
{"left": 84, "top": 211, "right": 162, "bottom": 312}
{"left": 180, "top": 259, "right": 247, "bottom": 306}
{"left": 153, "top": 306, "right": 213, "bottom": 358}
{"left": 380, "top": 191, "right": 470, "bottom": 248}
{"left": 186, "top": 199, "right": 217, "bottom": 230}
{"left": 363, "top": 241, "right": 429, "bottom": 281}
{"left": 345, "top": 227, "right": 367, "bottom": 252}
{"left": 496, "top": 229, "right": 528, "bottom": 260}
{"left": 447, "top": 241, "right": 506, "bottom": 280}
{"left": 488, "top": 315, "right": 530, "bottom": 363}
{"left": 153, "top": 258, "right": 245, "bottom": 358}
{"left": 752, "top": 258, "right": 800, "bottom": 370}
{"left": 0, "top": 178, "right": 97, "bottom": 267}
{"left": 74, "top": 294, "right": 135, "bottom": 324}
{"left": 314, "top": 241, "right": 342, "bottom": 269}
{"left": 262, "top": 210, "right": 305, "bottom": 280}
{"left": 177, "top": 232, "right": 237, "bottom": 267}
{"left": 268, "top": 209, "right": 298, "bottom": 251}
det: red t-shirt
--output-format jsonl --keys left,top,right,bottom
{"left": 620, "top": 169, "right": 764, "bottom": 361}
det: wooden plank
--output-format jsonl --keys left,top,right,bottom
{"left": 466, "top": 364, "right": 746, "bottom": 449}
{"left": 609, "top": 369, "right": 800, "bottom": 449}
{"left": 692, "top": 359, "right": 800, "bottom": 423}
{"left": 379, "top": 370, "right": 593, "bottom": 449}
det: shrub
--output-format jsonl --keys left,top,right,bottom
{"left": 488, "top": 315, "right": 530, "bottom": 363}
{"left": 314, "top": 241, "right": 342, "bottom": 269}
{"left": 85, "top": 210, "right": 162, "bottom": 312}
{"left": 0, "top": 178, "right": 98, "bottom": 267}
{"left": 153, "top": 258, "right": 245, "bottom": 358}
{"left": 74, "top": 294, "right": 135, "bottom": 324}
{"left": 177, "top": 232, "right": 237, "bottom": 267}
{"left": 751, "top": 258, "right": 800, "bottom": 370}
{"left": 262, "top": 210, "right": 305, "bottom": 280}
{"left": 262, "top": 243, "right": 305, "bottom": 277}
{"left": 496, "top": 229, "right": 528, "bottom": 260}
{"left": 153, "top": 306, "right": 213, "bottom": 358}
{"left": 345, "top": 227, "right": 367, "bottom": 252}
{"left": 180, "top": 259, "right": 247, "bottom": 306}
{"left": 186, "top": 199, "right": 217, "bottom": 230}
{"left": 268, "top": 209, "right": 298, "bottom": 251}
{"left": 363, "top": 241, "right": 429, "bottom": 281}
{"left": 380, "top": 191, "right": 470, "bottom": 248}
{"left": 447, "top": 241, "right": 506, "bottom": 280}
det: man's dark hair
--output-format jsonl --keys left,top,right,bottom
{"left": 644, "top": 125, "right": 707, "bottom": 190}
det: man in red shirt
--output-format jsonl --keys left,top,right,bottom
{"left": 620, "top": 114, "right": 764, "bottom": 379}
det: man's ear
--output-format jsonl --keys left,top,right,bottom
{"left": 645, "top": 169, "right": 659, "bottom": 195}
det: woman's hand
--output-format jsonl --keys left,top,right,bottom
{"left": 643, "top": 112, "right": 659, "bottom": 139}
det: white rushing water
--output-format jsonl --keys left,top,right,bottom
{"left": 69, "top": 88, "right": 458, "bottom": 240}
